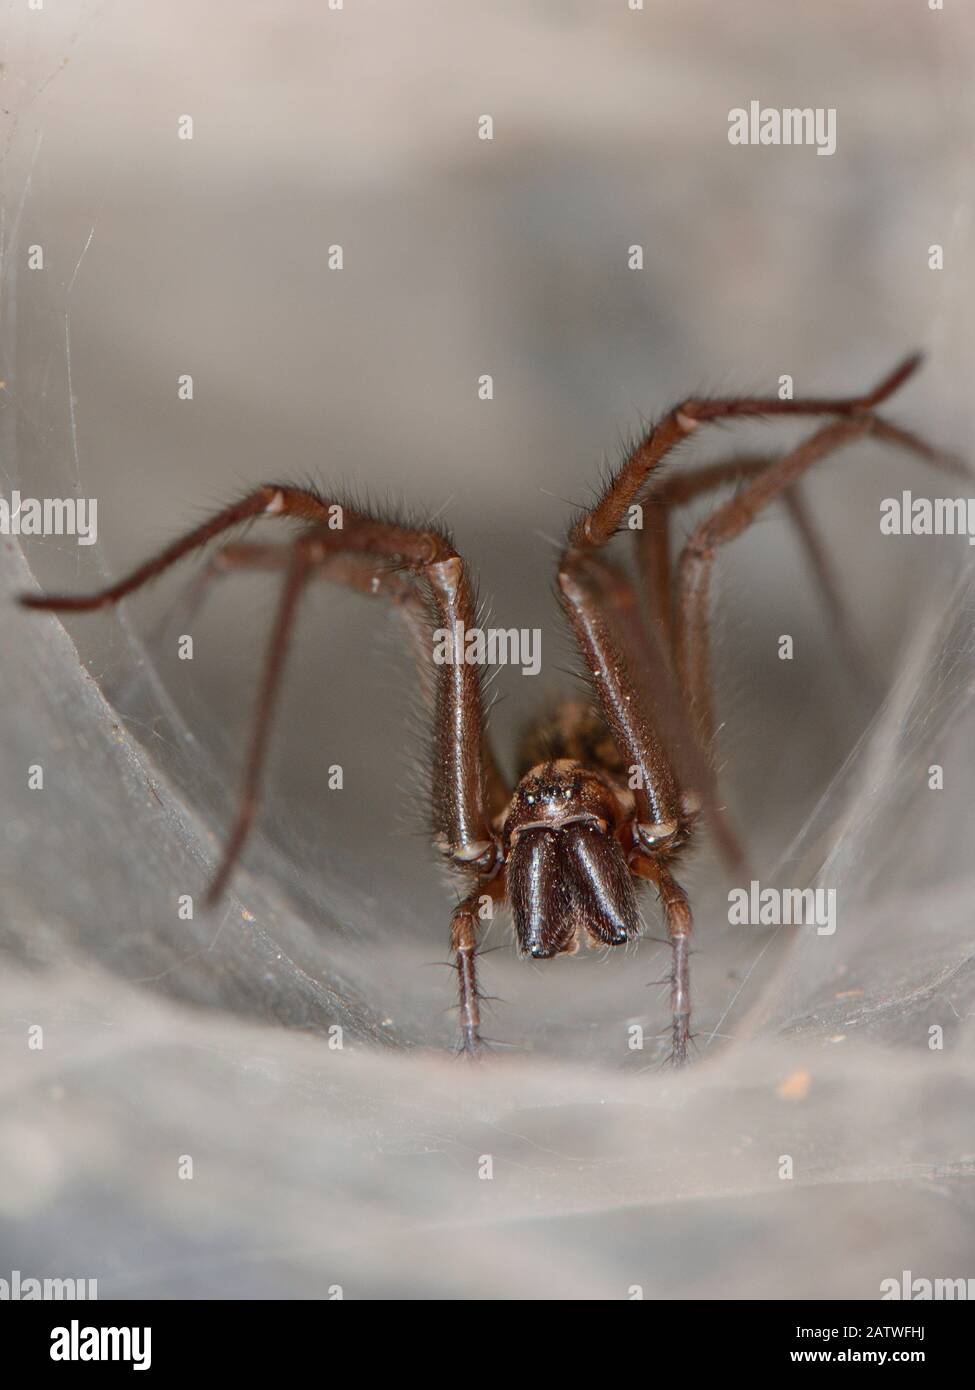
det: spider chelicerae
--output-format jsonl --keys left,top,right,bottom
{"left": 20, "top": 354, "right": 965, "bottom": 1062}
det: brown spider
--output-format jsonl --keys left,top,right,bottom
{"left": 20, "top": 354, "right": 965, "bottom": 1062}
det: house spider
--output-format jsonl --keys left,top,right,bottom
{"left": 20, "top": 354, "right": 965, "bottom": 1062}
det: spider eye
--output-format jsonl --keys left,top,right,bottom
{"left": 525, "top": 794, "right": 535, "bottom": 805}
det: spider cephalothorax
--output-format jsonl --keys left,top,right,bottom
{"left": 20, "top": 354, "right": 966, "bottom": 1062}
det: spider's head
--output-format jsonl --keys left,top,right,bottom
{"left": 502, "top": 760, "right": 639, "bottom": 958}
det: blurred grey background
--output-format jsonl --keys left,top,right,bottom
{"left": 1, "top": 0, "right": 974, "bottom": 1299}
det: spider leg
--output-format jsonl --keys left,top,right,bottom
{"left": 639, "top": 412, "right": 969, "bottom": 700}
{"left": 557, "top": 550, "right": 684, "bottom": 851}
{"left": 556, "top": 548, "right": 723, "bottom": 1067}
{"left": 574, "top": 354, "right": 922, "bottom": 551}
{"left": 21, "top": 490, "right": 506, "bottom": 1051}
{"left": 203, "top": 537, "right": 451, "bottom": 903}
{"left": 144, "top": 539, "right": 341, "bottom": 650}
{"left": 634, "top": 858, "right": 693, "bottom": 1064}
{"left": 782, "top": 483, "right": 877, "bottom": 697}
{"left": 163, "top": 538, "right": 510, "bottom": 814}
{"left": 559, "top": 549, "right": 742, "bottom": 865}
{"left": 154, "top": 540, "right": 440, "bottom": 704}
{"left": 18, "top": 485, "right": 314, "bottom": 611}
{"left": 675, "top": 417, "right": 875, "bottom": 747}
{"left": 197, "top": 542, "right": 510, "bottom": 818}
{"left": 208, "top": 539, "right": 314, "bottom": 901}
{"left": 871, "top": 417, "right": 970, "bottom": 476}
{"left": 21, "top": 486, "right": 501, "bottom": 857}
{"left": 567, "top": 357, "right": 924, "bottom": 858}
{"left": 671, "top": 401, "right": 968, "bottom": 749}
{"left": 559, "top": 357, "right": 929, "bottom": 1064}
{"left": 638, "top": 458, "right": 871, "bottom": 693}
{"left": 450, "top": 888, "right": 492, "bottom": 1056}
{"left": 626, "top": 840, "right": 695, "bottom": 1062}
{"left": 634, "top": 498, "right": 672, "bottom": 648}
{"left": 306, "top": 548, "right": 510, "bottom": 818}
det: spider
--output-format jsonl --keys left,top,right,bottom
{"left": 20, "top": 354, "right": 965, "bottom": 1063}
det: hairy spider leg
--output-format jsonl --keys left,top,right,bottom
{"left": 20, "top": 486, "right": 506, "bottom": 1053}
{"left": 639, "top": 423, "right": 968, "bottom": 703}
{"left": 558, "top": 354, "right": 934, "bottom": 1063}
